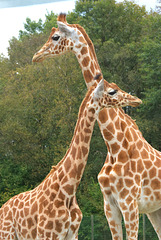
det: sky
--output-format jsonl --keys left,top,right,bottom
{"left": 0, "top": 0, "right": 159, "bottom": 57}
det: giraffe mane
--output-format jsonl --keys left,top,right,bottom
{"left": 70, "top": 24, "right": 101, "bottom": 72}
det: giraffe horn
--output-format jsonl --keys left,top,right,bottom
{"left": 94, "top": 73, "right": 102, "bottom": 80}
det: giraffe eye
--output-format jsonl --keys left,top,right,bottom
{"left": 52, "top": 35, "right": 60, "bottom": 41}
{"left": 108, "top": 89, "right": 117, "bottom": 96}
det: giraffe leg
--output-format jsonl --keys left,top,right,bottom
{"left": 98, "top": 154, "right": 123, "bottom": 240}
{"left": 65, "top": 196, "right": 83, "bottom": 240}
{"left": 146, "top": 208, "right": 161, "bottom": 240}
{"left": 103, "top": 195, "right": 123, "bottom": 240}
{"left": 119, "top": 199, "right": 139, "bottom": 240}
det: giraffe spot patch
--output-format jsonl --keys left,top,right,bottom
{"left": 111, "top": 142, "right": 120, "bottom": 154}
{"left": 121, "top": 120, "right": 126, "bottom": 131}
{"left": 81, "top": 46, "right": 88, "bottom": 55}
{"left": 125, "top": 128, "right": 133, "bottom": 142}
{"left": 51, "top": 182, "right": 59, "bottom": 191}
{"left": 103, "top": 129, "right": 113, "bottom": 141}
{"left": 122, "top": 138, "right": 128, "bottom": 149}
{"left": 151, "top": 179, "right": 161, "bottom": 190}
{"left": 83, "top": 70, "right": 93, "bottom": 83}
{"left": 144, "top": 187, "right": 151, "bottom": 196}
{"left": 84, "top": 135, "right": 90, "bottom": 143}
{"left": 105, "top": 165, "right": 112, "bottom": 175}
{"left": 124, "top": 178, "right": 134, "bottom": 188}
{"left": 113, "top": 164, "right": 122, "bottom": 175}
{"left": 31, "top": 202, "right": 38, "bottom": 215}
{"left": 99, "top": 176, "right": 109, "bottom": 188}
{"left": 124, "top": 211, "right": 129, "bottom": 221}
{"left": 118, "top": 150, "right": 128, "bottom": 163}
{"left": 117, "top": 132, "right": 124, "bottom": 142}
{"left": 27, "top": 217, "right": 34, "bottom": 229}
{"left": 63, "top": 184, "right": 74, "bottom": 195}
{"left": 77, "top": 163, "right": 84, "bottom": 180}
{"left": 77, "top": 146, "right": 82, "bottom": 159}
{"left": 71, "top": 146, "right": 77, "bottom": 159}
{"left": 115, "top": 118, "right": 120, "bottom": 130}
{"left": 137, "top": 159, "right": 144, "bottom": 173}
{"left": 149, "top": 167, "right": 157, "bottom": 179}
{"left": 106, "top": 122, "right": 115, "bottom": 134}
{"left": 54, "top": 199, "right": 64, "bottom": 208}
{"left": 79, "top": 36, "right": 86, "bottom": 43}
{"left": 116, "top": 178, "right": 124, "bottom": 191}
{"left": 90, "top": 61, "right": 95, "bottom": 74}
{"left": 131, "top": 161, "right": 136, "bottom": 172}
{"left": 154, "top": 191, "right": 161, "bottom": 200}
{"left": 143, "top": 160, "right": 152, "bottom": 169}
{"left": 64, "top": 157, "right": 71, "bottom": 172}
{"left": 82, "top": 56, "right": 90, "bottom": 67}
{"left": 45, "top": 220, "right": 53, "bottom": 230}
{"left": 31, "top": 228, "right": 37, "bottom": 239}
{"left": 154, "top": 157, "right": 161, "bottom": 168}
{"left": 130, "top": 128, "right": 138, "bottom": 141}
{"left": 22, "top": 228, "right": 27, "bottom": 237}
{"left": 141, "top": 149, "right": 149, "bottom": 159}
{"left": 119, "top": 188, "right": 129, "bottom": 199}
{"left": 109, "top": 108, "right": 117, "bottom": 120}
{"left": 75, "top": 134, "right": 79, "bottom": 145}
{"left": 82, "top": 146, "right": 88, "bottom": 157}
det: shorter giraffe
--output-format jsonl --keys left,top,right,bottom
{"left": 0, "top": 75, "right": 141, "bottom": 240}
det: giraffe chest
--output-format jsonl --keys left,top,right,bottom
{"left": 137, "top": 178, "right": 161, "bottom": 213}
{"left": 138, "top": 197, "right": 161, "bottom": 213}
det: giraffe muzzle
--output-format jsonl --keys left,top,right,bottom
{"left": 129, "top": 97, "right": 142, "bottom": 107}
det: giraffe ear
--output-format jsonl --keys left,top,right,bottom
{"left": 93, "top": 79, "right": 104, "bottom": 100}
{"left": 57, "top": 21, "right": 74, "bottom": 36}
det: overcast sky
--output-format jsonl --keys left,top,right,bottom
{"left": 0, "top": 0, "right": 159, "bottom": 57}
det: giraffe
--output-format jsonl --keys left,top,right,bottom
{"left": 0, "top": 75, "right": 141, "bottom": 240}
{"left": 32, "top": 14, "right": 161, "bottom": 239}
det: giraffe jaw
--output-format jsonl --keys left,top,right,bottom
{"left": 32, "top": 51, "right": 51, "bottom": 63}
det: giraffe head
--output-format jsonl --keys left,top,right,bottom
{"left": 32, "top": 13, "right": 88, "bottom": 62}
{"left": 89, "top": 74, "right": 142, "bottom": 114}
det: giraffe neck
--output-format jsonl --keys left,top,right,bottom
{"left": 58, "top": 107, "right": 95, "bottom": 196}
{"left": 72, "top": 31, "right": 101, "bottom": 89}
{"left": 48, "top": 90, "right": 98, "bottom": 198}
{"left": 98, "top": 108, "right": 142, "bottom": 160}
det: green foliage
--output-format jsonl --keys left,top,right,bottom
{"left": 43, "top": 11, "right": 58, "bottom": 33}
{"left": 19, "top": 17, "right": 43, "bottom": 39}
{"left": 72, "top": 0, "right": 146, "bottom": 44}
{"left": 0, "top": 1, "right": 160, "bottom": 238}
{"left": 78, "top": 215, "right": 111, "bottom": 240}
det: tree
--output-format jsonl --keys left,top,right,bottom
{"left": 19, "top": 17, "right": 43, "bottom": 39}
{"left": 70, "top": 0, "right": 146, "bottom": 45}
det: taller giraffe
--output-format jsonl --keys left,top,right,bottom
{"left": 0, "top": 75, "right": 141, "bottom": 240}
{"left": 33, "top": 14, "right": 161, "bottom": 240}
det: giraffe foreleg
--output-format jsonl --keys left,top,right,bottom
{"left": 65, "top": 196, "right": 83, "bottom": 240}
{"left": 98, "top": 157, "right": 123, "bottom": 240}
{"left": 118, "top": 199, "right": 139, "bottom": 240}
{"left": 146, "top": 208, "right": 161, "bottom": 240}
{"left": 103, "top": 195, "right": 123, "bottom": 240}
